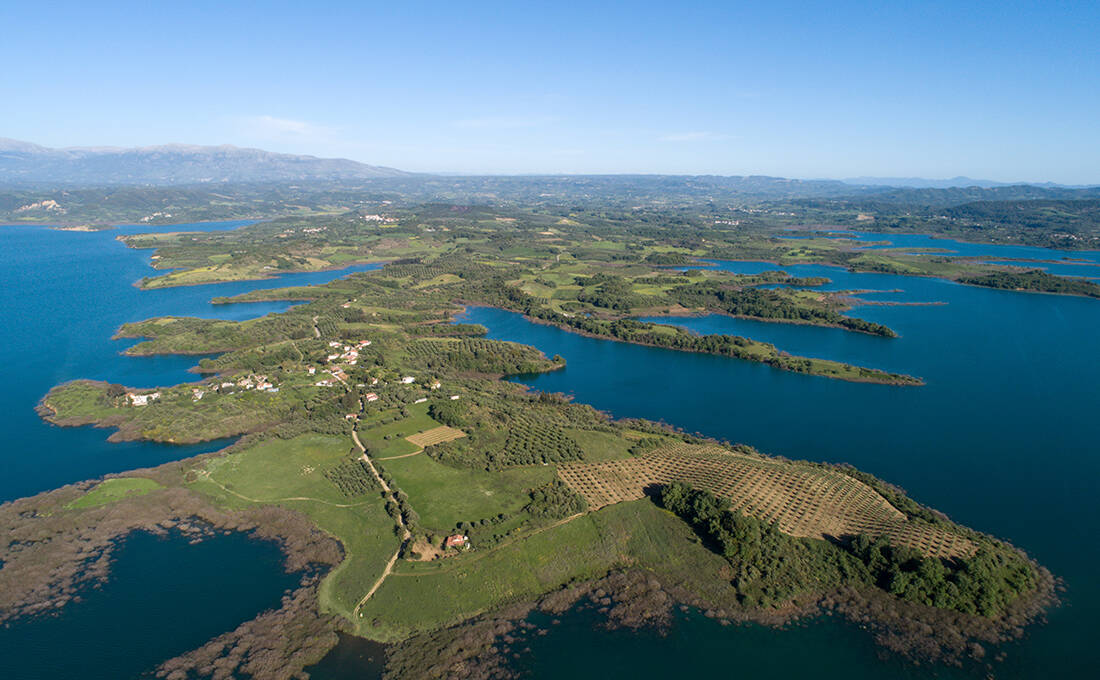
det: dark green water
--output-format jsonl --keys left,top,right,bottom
{"left": 454, "top": 238, "right": 1100, "bottom": 678}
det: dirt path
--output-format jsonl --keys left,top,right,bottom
{"left": 197, "top": 473, "right": 371, "bottom": 508}
{"left": 311, "top": 315, "right": 321, "bottom": 338}
{"left": 350, "top": 423, "right": 411, "bottom": 617}
{"left": 375, "top": 448, "right": 425, "bottom": 461}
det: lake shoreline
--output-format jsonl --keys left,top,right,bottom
{"left": 456, "top": 304, "right": 924, "bottom": 386}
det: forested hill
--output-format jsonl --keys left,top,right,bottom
{"left": 0, "top": 138, "right": 409, "bottom": 185}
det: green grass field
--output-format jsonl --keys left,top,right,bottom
{"left": 187, "top": 433, "right": 400, "bottom": 619}
{"left": 381, "top": 454, "right": 555, "bottom": 531}
{"left": 565, "top": 428, "right": 633, "bottom": 462}
{"left": 356, "top": 500, "right": 729, "bottom": 640}
{"left": 358, "top": 403, "right": 441, "bottom": 458}
{"left": 65, "top": 477, "right": 163, "bottom": 509}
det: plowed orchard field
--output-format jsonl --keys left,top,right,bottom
{"left": 558, "top": 443, "right": 975, "bottom": 559}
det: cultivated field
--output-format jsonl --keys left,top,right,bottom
{"left": 406, "top": 425, "right": 467, "bottom": 448}
{"left": 558, "top": 443, "right": 976, "bottom": 559}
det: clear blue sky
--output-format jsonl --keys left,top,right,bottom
{"left": 2, "top": 1, "right": 1098, "bottom": 182}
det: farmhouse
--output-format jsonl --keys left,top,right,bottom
{"left": 443, "top": 534, "right": 469, "bottom": 550}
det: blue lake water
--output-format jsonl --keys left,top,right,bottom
{"left": 2, "top": 223, "right": 1098, "bottom": 678}
{"left": 0, "top": 530, "right": 302, "bottom": 680}
{"left": 457, "top": 244, "right": 1100, "bottom": 677}
{"left": 782, "top": 229, "right": 1100, "bottom": 278}
{"left": 0, "top": 222, "right": 381, "bottom": 502}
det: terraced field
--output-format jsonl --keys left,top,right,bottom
{"left": 406, "top": 425, "right": 467, "bottom": 448}
{"left": 558, "top": 443, "right": 976, "bottom": 559}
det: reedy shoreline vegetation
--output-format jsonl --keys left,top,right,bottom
{"left": 4, "top": 204, "right": 1073, "bottom": 678}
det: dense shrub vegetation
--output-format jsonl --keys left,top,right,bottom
{"left": 524, "top": 480, "right": 587, "bottom": 520}
{"left": 658, "top": 482, "right": 1037, "bottom": 615}
{"left": 958, "top": 269, "right": 1100, "bottom": 297}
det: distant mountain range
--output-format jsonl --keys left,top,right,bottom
{"left": 0, "top": 138, "right": 409, "bottom": 185}
{"left": 843, "top": 176, "right": 1097, "bottom": 190}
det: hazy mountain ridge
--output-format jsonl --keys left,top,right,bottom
{"left": 842, "top": 176, "right": 1098, "bottom": 189}
{"left": 0, "top": 138, "right": 409, "bottom": 184}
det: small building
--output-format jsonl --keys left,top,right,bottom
{"left": 444, "top": 534, "right": 469, "bottom": 550}
{"left": 429, "top": 380, "right": 441, "bottom": 390}
{"left": 449, "top": 395, "right": 461, "bottom": 400}
{"left": 127, "top": 392, "right": 160, "bottom": 407}
{"left": 413, "top": 397, "right": 428, "bottom": 404}
{"left": 364, "top": 392, "right": 380, "bottom": 402}
{"left": 401, "top": 376, "right": 416, "bottom": 384}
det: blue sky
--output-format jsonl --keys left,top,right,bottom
{"left": 2, "top": 1, "right": 1098, "bottom": 182}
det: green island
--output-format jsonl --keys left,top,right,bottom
{"left": 2, "top": 204, "right": 1068, "bottom": 678}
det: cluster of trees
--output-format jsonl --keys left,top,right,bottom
{"left": 658, "top": 482, "right": 1037, "bottom": 616}
{"left": 409, "top": 323, "right": 488, "bottom": 337}
{"left": 574, "top": 273, "right": 656, "bottom": 311}
{"left": 524, "top": 480, "right": 587, "bottom": 520}
{"left": 658, "top": 482, "right": 857, "bottom": 608}
{"left": 492, "top": 419, "right": 584, "bottom": 469}
{"left": 848, "top": 535, "right": 1037, "bottom": 616}
{"left": 644, "top": 252, "right": 692, "bottom": 265}
{"left": 428, "top": 399, "right": 467, "bottom": 427}
{"left": 959, "top": 269, "right": 1100, "bottom": 298}
{"left": 322, "top": 456, "right": 381, "bottom": 498}
{"left": 408, "top": 338, "right": 560, "bottom": 375}
{"left": 671, "top": 282, "right": 897, "bottom": 337}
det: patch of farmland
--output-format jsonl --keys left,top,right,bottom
{"left": 558, "top": 443, "right": 976, "bottom": 559}
{"left": 406, "top": 425, "right": 467, "bottom": 448}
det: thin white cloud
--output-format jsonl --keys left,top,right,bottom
{"left": 244, "top": 115, "right": 335, "bottom": 139}
{"left": 658, "top": 131, "right": 736, "bottom": 143}
{"left": 453, "top": 115, "right": 558, "bottom": 130}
